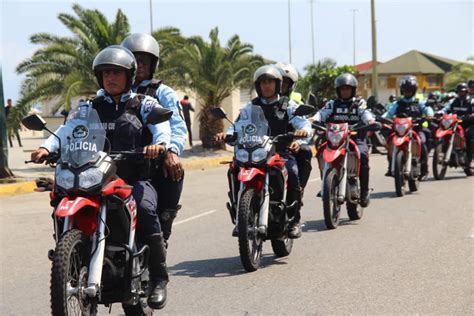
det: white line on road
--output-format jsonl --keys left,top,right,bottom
{"left": 174, "top": 209, "right": 218, "bottom": 226}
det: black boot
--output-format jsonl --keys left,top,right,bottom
{"left": 287, "top": 189, "right": 302, "bottom": 239}
{"left": 288, "top": 208, "right": 302, "bottom": 239}
{"left": 359, "top": 166, "right": 370, "bottom": 208}
{"left": 145, "top": 234, "right": 169, "bottom": 310}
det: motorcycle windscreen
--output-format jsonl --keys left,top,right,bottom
{"left": 234, "top": 105, "right": 269, "bottom": 149}
{"left": 60, "top": 105, "right": 106, "bottom": 168}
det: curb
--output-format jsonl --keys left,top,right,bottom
{"left": 182, "top": 155, "right": 233, "bottom": 170}
{"left": 0, "top": 181, "right": 37, "bottom": 197}
{"left": 0, "top": 155, "right": 234, "bottom": 198}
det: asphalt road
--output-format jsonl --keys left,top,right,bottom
{"left": 1, "top": 154, "right": 473, "bottom": 315}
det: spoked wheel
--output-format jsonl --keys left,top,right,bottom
{"left": 347, "top": 201, "right": 363, "bottom": 220}
{"left": 323, "top": 169, "right": 341, "bottom": 229}
{"left": 432, "top": 142, "right": 447, "bottom": 180}
{"left": 238, "top": 188, "right": 263, "bottom": 272}
{"left": 51, "top": 229, "right": 96, "bottom": 316}
{"left": 394, "top": 150, "right": 406, "bottom": 197}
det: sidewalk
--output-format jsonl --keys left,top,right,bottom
{"left": 0, "top": 132, "right": 232, "bottom": 197}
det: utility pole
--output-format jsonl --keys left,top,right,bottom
{"left": 370, "top": 0, "right": 378, "bottom": 100}
{"left": 351, "top": 9, "right": 358, "bottom": 66}
{"left": 0, "top": 66, "right": 13, "bottom": 178}
{"left": 288, "top": 0, "right": 293, "bottom": 63}
{"left": 310, "top": 0, "right": 315, "bottom": 65}
{"left": 149, "top": 0, "right": 153, "bottom": 34}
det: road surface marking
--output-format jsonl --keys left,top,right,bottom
{"left": 174, "top": 209, "right": 218, "bottom": 226}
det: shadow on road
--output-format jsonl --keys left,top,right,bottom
{"left": 426, "top": 174, "right": 468, "bottom": 182}
{"left": 169, "top": 253, "right": 287, "bottom": 278}
{"left": 302, "top": 217, "right": 359, "bottom": 233}
{"left": 370, "top": 191, "right": 396, "bottom": 199}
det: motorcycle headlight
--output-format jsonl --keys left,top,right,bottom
{"left": 78, "top": 167, "right": 103, "bottom": 190}
{"left": 55, "top": 167, "right": 75, "bottom": 190}
{"left": 235, "top": 149, "right": 249, "bottom": 163}
{"left": 251, "top": 148, "right": 267, "bottom": 163}
{"left": 395, "top": 123, "right": 409, "bottom": 136}
{"left": 441, "top": 119, "right": 453, "bottom": 130}
{"left": 328, "top": 131, "right": 344, "bottom": 147}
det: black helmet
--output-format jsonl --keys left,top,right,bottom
{"left": 399, "top": 76, "right": 418, "bottom": 96}
{"left": 468, "top": 79, "right": 474, "bottom": 88}
{"left": 389, "top": 94, "right": 396, "bottom": 102}
{"left": 93, "top": 45, "right": 137, "bottom": 90}
{"left": 456, "top": 82, "right": 468, "bottom": 92}
{"left": 121, "top": 33, "right": 160, "bottom": 79}
{"left": 335, "top": 73, "right": 358, "bottom": 99}
{"left": 253, "top": 65, "right": 282, "bottom": 97}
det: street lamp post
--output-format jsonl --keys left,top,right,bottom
{"left": 371, "top": 0, "right": 378, "bottom": 100}
{"left": 351, "top": 9, "right": 358, "bottom": 66}
{"left": 288, "top": 0, "right": 293, "bottom": 63}
{"left": 149, "top": 0, "right": 153, "bottom": 34}
{"left": 310, "top": 0, "right": 315, "bottom": 65}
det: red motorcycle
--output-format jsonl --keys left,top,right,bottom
{"left": 314, "top": 121, "right": 380, "bottom": 229}
{"left": 432, "top": 113, "right": 471, "bottom": 179}
{"left": 381, "top": 116, "right": 424, "bottom": 197}
{"left": 22, "top": 105, "right": 171, "bottom": 316}
{"left": 211, "top": 105, "right": 313, "bottom": 272}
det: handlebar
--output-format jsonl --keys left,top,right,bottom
{"left": 25, "top": 153, "right": 59, "bottom": 165}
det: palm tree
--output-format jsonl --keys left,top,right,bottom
{"left": 8, "top": 4, "right": 130, "bottom": 135}
{"left": 444, "top": 56, "right": 474, "bottom": 90}
{"left": 152, "top": 27, "right": 187, "bottom": 87}
{"left": 169, "top": 27, "right": 263, "bottom": 148}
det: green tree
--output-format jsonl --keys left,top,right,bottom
{"left": 8, "top": 4, "right": 130, "bottom": 135}
{"left": 152, "top": 27, "right": 187, "bottom": 87}
{"left": 444, "top": 56, "right": 474, "bottom": 90}
{"left": 299, "top": 58, "right": 355, "bottom": 105}
{"left": 169, "top": 27, "right": 264, "bottom": 148}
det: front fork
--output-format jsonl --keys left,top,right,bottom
{"left": 391, "top": 140, "right": 412, "bottom": 177}
{"left": 84, "top": 204, "right": 107, "bottom": 298}
{"left": 444, "top": 132, "right": 456, "bottom": 164}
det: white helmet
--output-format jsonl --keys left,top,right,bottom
{"left": 253, "top": 65, "right": 282, "bottom": 97}
{"left": 275, "top": 62, "right": 299, "bottom": 93}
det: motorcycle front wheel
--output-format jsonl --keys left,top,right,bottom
{"left": 432, "top": 142, "right": 447, "bottom": 180}
{"left": 238, "top": 188, "right": 263, "bottom": 272}
{"left": 394, "top": 150, "right": 406, "bottom": 197}
{"left": 323, "top": 168, "right": 341, "bottom": 229}
{"left": 51, "top": 229, "right": 96, "bottom": 316}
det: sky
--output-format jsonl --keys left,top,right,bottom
{"left": 1, "top": 0, "right": 473, "bottom": 103}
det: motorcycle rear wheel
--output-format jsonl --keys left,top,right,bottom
{"left": 51, "top": 229, "right": 96, "bottom": 316}
{"left": 432, "top": 142, "right": 447, "bottom": 180}
{"left": 122, "top": 301, "right": 153, "bottom": 316}
{"left": 347, "top": 201, "right": 363, "bottom": 220}
{"left": 238, "top": 188, "right": 263, "bottom": 272}
{"left": 323, "top": 168, "right": 341, "bottom": 229}
{"left": 271, "top": 236, "right": 294, "bottom": 258}
{"left": 394, "top": 150, "right": 406, "bottom": 197}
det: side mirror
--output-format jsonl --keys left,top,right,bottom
{"left": 210, "top": 107, "right": 227, "bottom": 119}
{"left": 22, "top": 114, "right": 47, "bottom": 131}
{"left": 294, "top": 104, "right": 316, "bottom": 117}
{"left": 146, "top": 107, "right": 173, "bottom": 125}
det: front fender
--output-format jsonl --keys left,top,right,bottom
{"left": 55, "top": 197, "right": 100, "bottom": 218}
{"left": 392, "top": 135, "right": 410, "bottom": 148}
{"left": 435, "top": 128, "right": 452, "bottom": 139}
{"left": 323, "top": 148, "right": 346, "bottom": 163}
{"left": 238, "top": 167, "right": 265, "bottom": 183}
